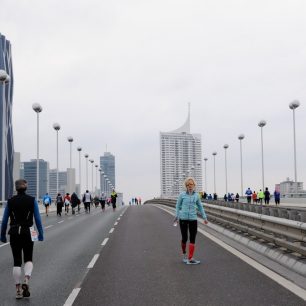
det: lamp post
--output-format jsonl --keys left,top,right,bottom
{"left": 99, "top": 168, "right": 102, "bottom": 196}
{"left": 67, "top": 137, "right": 73, "bottom": 168}
{"left": 223, "top": 144, "right": 229, "bottom": 195}
{"left": 0, "top": 70, "right": 9, "bottom": 204}
{"left": 89, "top": 159, "right": 94, "bottom": 193}
{"left": 204, "top": 158, "right": 208, "bottom": 192}
{"left": 53, "top": 123, "right": 61, "bottom": 195}
{"left": 238, "top": 134, "right": 245, "bottom": 197}
{"left": 212, "top": 152, "right": 217, "bottom": 194}
{"left": 32, "top": 103, "right": 42, "bottom": 201}
{"left": 289, "top": 100, "right": 300, "bottom": 194}
{"left": 258, "top": 120, "right": 267, "bottom": 191}
{"left": 84, "top": 154, "right": 89, "bottom": 190}
{"left": 95, "top": 164, "right": 98, "bottom": 195}
{"left": 77, "top": 147, "right": 82, "bottom": 196}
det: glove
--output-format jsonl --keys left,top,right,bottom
{"left": 1, "top": 235, "right": 7, "bottom": 243}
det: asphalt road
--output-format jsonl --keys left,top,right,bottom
{"left": 1, "top": 204, "right": 305, "bottom": 306}
{"left": 74, "top": 205, "right": 305, "bottom": 306}
{"left": 0, "top": 204, "right": 125, "bottom": 306}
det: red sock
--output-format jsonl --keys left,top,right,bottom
{"left": 181, "top": 242, "right": 186, "bottom": 254}
{"left": 188, "top": 243, "right": 195, "bottom": 260}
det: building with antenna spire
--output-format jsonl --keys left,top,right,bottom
{"left": 160, "top": 104, "right": 202, "bottom": 197}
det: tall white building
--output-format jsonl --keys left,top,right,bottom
{"left": 160, "top": 107, "right": 202, "bottom": 197}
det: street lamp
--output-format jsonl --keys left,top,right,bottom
{"left": 289, "top": 100, "right": 300, "bottom": 194}
{"left": 238, "top": 134, "right": 245, "bottom": 197}
{"left": 258, "top": 120, "right": 267, "bottom": 191}
{"left": 95, "top": 164, "right": 98, "bottom": 195}
{"left": 223, "top": 144, "right": 229, "bottom": 195}
{"left": 77, "top": 147, "right": 82, "bottom": 196}
{"left": 67, "top": 136, "right": 73, "bottom": 168}
{"left": 212, "top": 152, "right": 217, "bottom": 194}
{"left": 0, "top": 70, "right": 9, "bottom": 204}
{"left": 32, "top": 103, "right": 42, "bottom": 201}
{"left": 89, "top": 159, "right": 94, "bottom": 193}
{"left": 53, "top": 123, "right": 61, "bottom": 195}
{"left": 204, "top": 158, "right": 208, "bottom": 192}
{"left": 84, "top": 154, "right": 89, "bottom": 190}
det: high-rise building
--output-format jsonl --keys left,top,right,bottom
{"left": 0, "top": 33, "right": 14, "bottom": 200}
{"left": 13, "top": 152, "right": 20, "bottom": 184}
{"left": 49, "top": 169, "right": 67, "bottom": 200}
{"left": 23, "top": 159, "right": 49, "bottom": 199}
{"left": 100, "top": 152, "right": 115, "bottom": 194}
{"left": 160, "top": 107, "right": 202, "bottom": 197}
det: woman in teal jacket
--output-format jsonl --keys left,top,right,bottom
{"left": 176, "top": 177, "right": 208, "bottom": 265}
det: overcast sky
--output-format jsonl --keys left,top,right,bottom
{"left": 1, "top": 0, "right": 306, "bottom": 201}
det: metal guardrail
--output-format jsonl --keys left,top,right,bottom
{"left": 203, "top": 199, "right": 306, "bottom": 222}
{"left": 145, "top": 198, "right": 306, "bottom": 256}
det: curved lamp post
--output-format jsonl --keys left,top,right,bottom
{"left": 67, "top": 137, "right": 73, "bottom": 168}
{"left": 223, "top": 144, "right": 229, "bottom": 195}
{"left": 238, "top": 134, "right": 245, "bottom": 196}
{"left": 258, "top": 120, "right": 267, "bottom": 191}
{"left": 89, "top": 159, "right": 94, "bottom": 193}
{"left": 32, "top": 103, "right": 42, "bottom": 201}
{"left": 289, "top": 100, "right": 300, "bottom": 193}
{"left": 53, "top": 123, "right": 61, "bottom": 195}
{"left": 95, "top": 164, "right": 98, "bottom": 195}
{"left": 0, "top": 70, "right": 9, "bottom": 203}
{"left": 204, "top": 158, "right": 208, "bottom": 192}
{"left": 77, "top": 147, "right": 82, "bottom": 196}
{"left": 84, "top": 154, "right": 89, "bottom": 190}
{"left": 212, "top": 152, "right": 217, "bottom": 194}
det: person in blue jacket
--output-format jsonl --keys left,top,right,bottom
{"left": 42, "top": 192, "right": 52, "bottom": 216}
{"left": 175, "top": 177, "right": 208, "bottom": 265}
{"left": 0, "top": 179, "right": 44, "bottom": 299}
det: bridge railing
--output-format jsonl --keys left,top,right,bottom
{"left": 145, "top": 198, "right": 306, "bottom": 256}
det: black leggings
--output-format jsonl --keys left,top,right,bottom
{"left": 10, "top": 234, "right": 34, "bottom": 267}
{"left": 179, "top": 220, "right": 197, "bottom": 244}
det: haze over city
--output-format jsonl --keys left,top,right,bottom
{"left": 1, "top": 0, "right": 306, "bottom": 200}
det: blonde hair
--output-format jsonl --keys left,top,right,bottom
{"left": 184, "top": 177, "right": 197, "bottom": 188}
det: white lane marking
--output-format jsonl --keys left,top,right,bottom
{"left": 58, "top": 220, "right": 64, "bottom": 224}
{"left": 0, "top": 242, "right": 9, "bottom": 248}
{"left": 117, "top": 217, "right": 121, "bottom": 220}
{"left": 114, "top": 222, "right": 118, "bottom": 226}
{"left": 45, "top": 225, "right": 54, "bottom": 229}
{"left": 109, "top": 228, "right": 114, "bottom": 233}
{"left": 87, "top": 254, "right": 99, "bottom": 269}
{"left": 101, "top": 238, "right": 109, "bottom": 246}
{"left": 157, "top": 204, "right": 306, "bottom": 302}
{"left": 64, "top": 288, "right": 81, "bottom": 306}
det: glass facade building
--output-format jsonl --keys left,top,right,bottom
{"left": 160, "top": 108, "right": 202, "bottom": 197}
{"left": 0, "top": 33, "right": 14, "bottom": 200}
{"left": 23, "top": 159, "right": 49, "bottom": 200}
{"left": 100, "top": 152, "right": 115, "bottom": 194}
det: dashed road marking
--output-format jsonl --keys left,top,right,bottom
{"left": 58, "top": 220, "right": 64, "bottom": 224}
{"left": 64, "top": 288, "right": 81, "bottom": 306}
{"left": 87, "top": 254, "right": 99, "bottom": 269}
{"left": 114, "top": 222, "right": 118, "bottom": 226}
{"left": 117, "top": 217, "right": 121, "bottom": 220}
{"left": 109, "top": 228, "right": 114, "bottom": 233}
{"left": 0, "top": 242, "right": 9, "bottom": 248}
{"left": 101, "top": 238, "right": 109, "bottom": 246}
{"left": 45, "top": 225, "right": 54, "bottom": 229}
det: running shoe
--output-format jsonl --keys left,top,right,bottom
{"left": 22, "top": 280, "right": 30, "bottom": 298}
{"left": 186, "top": 258, "right": 200, "bottom": 265}
{"left": 16, "top": 288, "right": 23, "bottom": 299}
{"left": 182, "top": 253, "right": 188, "bottom": 263}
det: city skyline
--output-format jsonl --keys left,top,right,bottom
{"left": 1, "top": 1, "right": 306, "bottom": 200}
